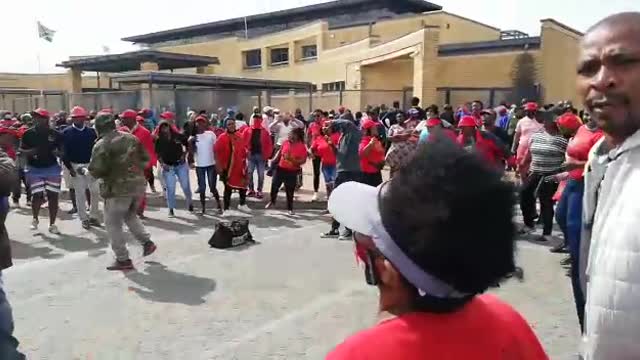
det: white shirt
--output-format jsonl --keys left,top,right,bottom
{"left": 194, "top": 130, "right": 216, "bottom": 167}
{"left": 582, "top": 130, "right": 640, "bottom": 359}
{"left": 269, "top": 119, "right": 304, "bottom": 146}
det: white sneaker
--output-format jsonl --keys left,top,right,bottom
{"left": 48, "top": 224, "right": 60, "bottom": 234}
{"left": 30, "top": 218, "right": 39, "bottom": 230}
{"left": 311, "top": 192, "right": 319, "bottom": 202}
{"left": 237, "top": 204, "right": 252, "bottom": 213}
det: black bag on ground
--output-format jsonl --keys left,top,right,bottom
{"left": 208, "top": 220, "right": 254, "bottom": 249}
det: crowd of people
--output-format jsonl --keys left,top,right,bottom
{"left": 0, "top": 11, "right": 639, "bottom": 359}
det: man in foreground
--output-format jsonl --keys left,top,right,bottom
{"left": 577, "top": 12, "right": 640, "bottom": 359}
{"left": 89, "top": 112, "right": 156, "bottom": 271}
{"left": 326, "top": 139, "right": 547, "bottom": 360}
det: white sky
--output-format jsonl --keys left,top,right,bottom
{"left": 2, "top": 0, "right": 639, "bottom": 73}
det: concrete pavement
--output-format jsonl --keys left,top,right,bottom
{"left": 3, "top": 166, "right": 581, "bottom": 359}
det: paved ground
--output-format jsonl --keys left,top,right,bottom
{"left": 3, "top": 168, "right": 580, "bottom": 359}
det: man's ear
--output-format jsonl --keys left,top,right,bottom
{"left": 377, "top": 258, "right": 403, "bottom": 289}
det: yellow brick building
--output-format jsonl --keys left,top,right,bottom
{"left": 2, "top": 0, "right": 584, "bottom": 113}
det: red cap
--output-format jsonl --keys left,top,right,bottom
{"left": 33, "top": 108, "right": 50, "bottom": 118}
{"left": 135, "top": 115, "right": 145, "bottom": 124}
{"left": 557, "top": 113, "right": 582, "bottom": 132}
{"left": 120, "top": 109, "right": 138, "bottom": 119}
{"left": 70, "top": 106, "right": 88, "bottom": 118}
{"left": 361, "top": 119, "right": 378, "bottom": 130}
{"left": 99, "top": 108, "right": 113, "bottom": 114}
{"left": 426, "top": 118, "right": 442, "bottom": 127}
{"left": 524, "top": 102, "right": 538, "bottom": 112}
{"left": 195, "top": 115, "right": 208, "bottom": 124}
{"left": 138, "top": 108, "right": 151, "bottom": 116}
{"left": 458, "top": 115, "right": 477, "bottom": 128}
{"left": 160, "top": 111, "right": 176, "bottom": 120}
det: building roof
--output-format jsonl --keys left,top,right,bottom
{"left": 110, "top": 71, "right": 314, "bottom": 90}
{"left": 57, "top": 50, "right": 219, "bottom": 72}
{"left": 438, "top": 37, "right": 541, "bottom": 56}
{"left": 122, "top": 0, "right": 442, "bottom": 44}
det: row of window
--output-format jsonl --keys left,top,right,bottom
{"left": 244, "top": 45, "right": 318, "bottom": 68}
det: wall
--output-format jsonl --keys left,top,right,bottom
{"left": 539, "top": 20, "right": 582, "bottom": 104}
{"left": 427, "top": 12, "right": 501, "bottom": 44}
{"left": 361, "top": 57, "right": 413, "bottom": 90}
{"left": 0, "top": 73, "right": 106, "bottom": 91}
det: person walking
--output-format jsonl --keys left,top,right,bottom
{"left": 155, "top": 121, "right": 193, "bottom": 217}
{"left": 244, "top": 114, "right": 273, "bottom": 200}
{"left": 359, "top": 119, "right": 385, "bottom": 187}
{"left": 62, "top": 106, "right": 100, "bottom": 229}
{"left": 266, "top": 128, "right": 307, "bottom": 215}
{"left": 519, "top": 111, "right": 568, "bottom": 239}
{"left": 214, "top": 119, "right": 251, "bottom": 213}
{"left": 12, "top": 114, "right": 32, "bottom": 207}
{"left": 512, "top": 103, "right": 544, "bottom": 181}
{"left": 19, "top": 108, "right": 63, "bottom": 234}
{"left": 189, "top": 116, "right": 222, "bottom": 214}
{"left": 307, "top": 109, "right": 328, "bottom": 201}
{"left": 88, "top": 112, "right": 156, "bottom": 271}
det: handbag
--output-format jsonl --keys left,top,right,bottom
{"left": 208, "top": 219, "right": 254, "bottom": 249}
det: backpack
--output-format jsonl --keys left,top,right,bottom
{"left": 208, "top": 220, "right": 254, "bottom": 249}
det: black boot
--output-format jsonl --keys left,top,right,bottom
{"left": 200, "top": 193, "right": 206, "bottom": 214}
{"left": 67, "top": 189, "right": 78, "bottom": 214}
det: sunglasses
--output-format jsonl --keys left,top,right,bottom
{"left": 353, "top": 232, "right": 384, "bottom": 286}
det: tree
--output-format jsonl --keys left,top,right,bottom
{"left": 510, "top": 52, "right": 539, "bottom": 104}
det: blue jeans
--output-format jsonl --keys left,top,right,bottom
{"left": 247, "top": 153, "right": 266, "bottom": 192}
{"left": 195, "top": 166, "right": 217, "bottom": 194}
{"left": 161, "top": 162, "right": 192, "bottom": 210}
{"left": 0, "top": 273, "right": 25, "bottom": 359}
{"left": 321, "top": 165, "right": 337, "bottom": 184}
{"left": 555, "top": 178, "right": 585, "bottom": 331}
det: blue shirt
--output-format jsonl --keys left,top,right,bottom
{"left": 419, "top": 128, "right": 430, "bottom": 143}
{"left": 62, "top": 125, "right": 97, "bottom": 164}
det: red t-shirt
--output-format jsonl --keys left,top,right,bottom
{"left": 279, "top": 140, "right": 308, "bottom": 171}
{"left": 326, "top": 294, "right": 548, "bottom": 360}
{"left": 311, "top": 133, "right": 340, "bottom": 166}
{"left": 566, "top": 125, "right": 604, "bottom": 179}
{"left": 308, "top": 119, "right": 327, "bottom": 140}
{"left": 359, "top": 136, "right": 385, "bottom": 174}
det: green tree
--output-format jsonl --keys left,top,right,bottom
{"left": 510, "top": 52, "right": 539, "bottom": 104}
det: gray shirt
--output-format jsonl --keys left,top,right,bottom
{"left": 330, "top": 119, "right": 362, "bottom": 173}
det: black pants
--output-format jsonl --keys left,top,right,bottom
{"left": 312, "top": 157, "right": 322, "bottom": 192}
{"left": 331, "top": 171, "right": 362, "bottom": 232}
{"left": 12, "top": 168, "right": 30, "bottom": 202}
{"left": 520, "top": 172, "right": 558, "bottom": 235}
{"left": 361, "top": 172, "right": 383, "bottom": 187}
{"left": 223, "top": 184, "right": 247, "bottom": 210}
{"left": 270, "top": 167, "right": 298, "bottom": 211}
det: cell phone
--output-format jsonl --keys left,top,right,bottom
{"left": 363, "top": 249, "right": 381, "bottom": 286}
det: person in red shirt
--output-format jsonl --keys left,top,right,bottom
{"left": 307, "top": 109, "right": 328, "bottom": 201}
{"left": 119, "top": 109, "right": 158, "bottom": 218}
{"left": 266, "top": 128, "right": 307, "bottom": 215}
{"left": 359, "top": 120, "right": 385, "bottom": 187}
{"left": 215, "top": 118, "right": 251, "bottom": 213}
{"left": 326, "top": 138, "right": 548, "bottom": 360}
{"left": 552, "top": 112, "right": 603, "bottom": 332}
{"left": 426, "top": 118, "right": 457, "bottom": 141}
{"left": 457, "top": 115, "right": 507, "bottom": 169}
{"left": 243, "top": 115, "right": 273, "bottom": 199}
{"left": 310, "top": 127, "right": 340, "bottom": 199}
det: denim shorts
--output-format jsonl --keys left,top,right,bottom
{"left": 321, "top": 165, "right": 337, "bottom": 184}
{"left": 26, "top": 164, "right": 62, "bottom": 194}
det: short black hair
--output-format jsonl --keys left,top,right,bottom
{"left": 235, "top": 112, "right": 245, "bottom": 121}
{"left": 290, "top": 127, "right": 305, "bottom": 141}
{"left": 355, "top": 111, "right": 363, "bottom": 119}
{"left": 411, "top": 97, "right": 420, "bottom": 106}
{"left": 380, "top": 138, "right": 516, "bottom": 296}
{"left": 472, "top": 100, "right": 484, "bottom": 108}
{"left": 427, "top": 104, "right": 439, "bottom": 114}
{"left": 392, "top": 101, "right": 400, "bottom": 108}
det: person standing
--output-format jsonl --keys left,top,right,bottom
{"left": 575, "top": 13, "right": 640, "bottom": 359}
{"left": 19, "top": 108, "right": 63, "bottom": 234}
{"left": 62, "top": 106, "right": 100, "bottom": 229}
{"left": 155, "top": 121, "right": 193, "bottom": 217}
{"left": 321, "top": 117, "right": 362, "bottom": 240}
{"left": 519, "top": 112, "right": 568, "bottom": 239}
{"left": 385, "top": 112, "right": 419, "bottom": 177}
{"left": 214, "top": 119, "right": 251, "bottom": 213}
{"left": 88, "top": 112, "right": 156, "bottom": 271}
{"left": 512, "top": 103, "right": 544, "bottom": 180}
{"left": 310, "top": 127, "right": 340, "bottom": 202}
{"left": 189, "top": 116, "right": 222, "bottom": 214}
{"left": 359, "top": 120, "right": 385, "bottom": 187}
{"left": 457, "top": 115, "right": 508, "bottom": 169}
{"left": 244, "top": 114, "right": 273, "bottom": 200}
{"left": 307, "top": 109, "right": 327, "bottom": 201}
{"left": 266, "top": 128, "right": 307, "bottom": 215}
{"left": 12, "top": 114, "right": 32, "bottom": 207}
{"left": 119, "top": 109, "right": 157, "bottom": 218}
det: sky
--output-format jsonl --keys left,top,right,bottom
{"left": 2, "top": 0, "right": 639, "bottom": 73}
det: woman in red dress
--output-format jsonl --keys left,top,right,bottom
{"left": 214, "top": 119, "right": 251, "bottom": 214}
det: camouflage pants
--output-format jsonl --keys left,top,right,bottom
{"left": 104, "top": 196, "right": 151, "bottom": 261}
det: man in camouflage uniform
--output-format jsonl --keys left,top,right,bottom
{"left": 88, "top": 112, "right": 157, "bottom": 271}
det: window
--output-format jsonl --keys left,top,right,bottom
{"left": 270, "top": 48, "right": 289, "bottom": 65}
{"left": 301, "top": 45, "right": 317, "bottom": 59}
{"left": 244, "top": 49, "right": 262, "bottom": 68}
{"left": 321, "top": 81, "right": 345, "bottom": 92}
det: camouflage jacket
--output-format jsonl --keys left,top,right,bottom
{"left": 88, "top": 130, "right": 149, "bottom": 198}
{"left": 0, "top": 149, "right": 16, "bottom": 270}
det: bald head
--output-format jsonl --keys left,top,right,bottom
{"left": 587, "top": 12, "right": 640, "bottom": 35}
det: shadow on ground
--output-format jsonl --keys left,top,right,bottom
{"left": 125, "top": 261, "right": 216, "bottom": 306}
